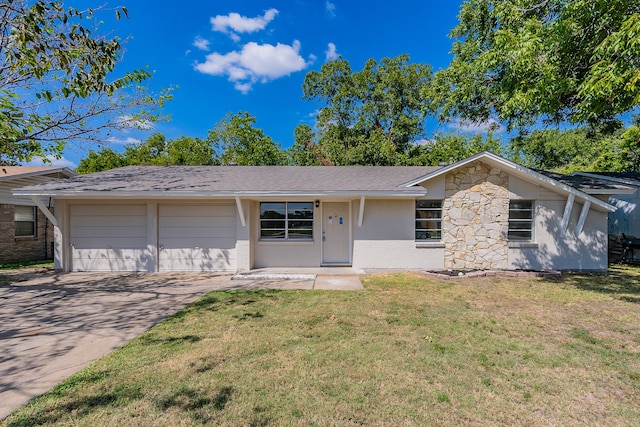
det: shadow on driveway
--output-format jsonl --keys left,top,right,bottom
{"left": 0, "top": 272, "right": 240, "bottom": 419}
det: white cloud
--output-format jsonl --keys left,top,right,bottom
{"left": 413, "top": 138, "right": 435, "bottom": 146}
{"left": 325, "top": 42, "right": 338, "bottom": 61}
{"left": 448, "top": 118, "right": 504, "bottom": 133}
{"left": 193, "top": 36, "right": 210, "bottom": 51}
{"left": 116, "top": 115, "right": 154, "bottom": 131}
{"left": 326, "top": 1, "right": 336, "bottom": 16}
{"left": 194, "top": 40, "right": 310, "bottom": 93}
{"left": 211, "top": 8, "right": 278, "bottom": 38}
{"left": 106, "top": 136, "right": 143, "bottom": 145}
{"left": 25, "top": 155, "right": 77, "bottom": 169}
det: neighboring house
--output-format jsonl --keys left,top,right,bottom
{"left": 573, "top": 172, "right": 640, "bottom": 238}
{"left": 12, "top": 152, "right": 632, "bottom": 273}
{"left": 1, "top": 166, "right": 76, "bottom": 264}
{"left": 573, "top": 172, "right": 640, "bottom": 262}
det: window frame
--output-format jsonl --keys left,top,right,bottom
{"left": 14, "top": 205, "right": 37, "bottom": 237}
{"left": 415, "top": 199, "right": 443, "bottom": 241}
{"left": 259, "top": 201, "right": 314, "bottom": 241}
{"left": 508, "top": 200, "right": 534, "bottom": 241}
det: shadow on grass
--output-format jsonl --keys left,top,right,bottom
{"left": 7, "top": 388, "right": 141, "bottom": 427}
{"left": 548, "top": 265, "right": 640, "bottom": 302}
{"left": 157, "top": 386, "right": 233, "bottom": 422}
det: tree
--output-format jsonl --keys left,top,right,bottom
{"left": 506, "top": 120, "right": 640, "bottom": 173}
{"left": 75, "top": 148, "right": 127, "bottom": 174}
{"left": 0, "top": 1, "right": 171, "bottom": 165}
{"left": 288, "top": 124, "right": 324, "bottom": 166}
{"left": 432, "top": 0, "right": 640, "bottom": 130}
{"left": 302, "top": 55, "right": 432, "bottom": 165}
{"left": 76, "top": 133, "right": 217, "bottom": 173}
{"left": 208, "top": 112, "right": 284, "bottom": 166}
{"left": 409, "top": 132, "right": 503, "bottom": 166}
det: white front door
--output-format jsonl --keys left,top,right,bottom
{"left": 322, "top": 202, "right": 350, "bottom": 265}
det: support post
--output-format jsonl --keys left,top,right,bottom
{"left": 235, "top": 196, "right": 246, "bottom": 227}
{"left": 30, "top": 195, "right": 57, "bottom": 226}
{"left": 560, "top": 193, "right": 575, "bottom": 236}
{"left": 358, "top": 196, "right": 365, "bottom": 227}
{"left": 575, "top": 200, "right": 591, "bottom": 235}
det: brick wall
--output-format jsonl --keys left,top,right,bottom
{"left": 0, "top": 204, "right": 54, "bottom": 264}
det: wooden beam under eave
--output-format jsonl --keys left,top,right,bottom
{"left": 358, "top": 196, "right": 365, "bottom": 227}
{"left": 235, "top": 196, "right": 246, "bottom": 227}
{"left": 30, "top": 195, "right": 57, "bottom": 227}
{"left": 560, "top": 193, "right": 575, "bottom": 236}
{"left": 575, "top": 200, "right": 591, "bottom": 235}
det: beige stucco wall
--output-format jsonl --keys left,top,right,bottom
{"left": 352, "top": 199, "right": 444, "bottom": 270}
{"left": 508, "top": 189, "right": 609, "bottom": 271}
{"left": 251, "top": 200, "right": 321, "bottom": 268}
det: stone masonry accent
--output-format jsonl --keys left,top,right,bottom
{"left": 443, "top": 161, "right": 509, "bottom": 269}
{"left": 0, "top": 204, "right": 53, "bottom": 264}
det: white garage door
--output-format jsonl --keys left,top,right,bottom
{"left": 70, "top": 205, "right": 149, "bottom": 272}
{"left": 158, "top": 204, "right": 237, "bottom": 272}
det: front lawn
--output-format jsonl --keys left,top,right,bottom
{"left": 4, "top": 267, "right": 640, "bottom": 426}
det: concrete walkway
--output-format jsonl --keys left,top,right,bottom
{"left": 0, "top": 271, "right": 362, "bottom": 419}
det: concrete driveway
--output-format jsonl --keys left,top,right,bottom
{"left": 0, "top": 271, "right": 362, "bottom": 419}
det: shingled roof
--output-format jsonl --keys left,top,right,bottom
{"left": 537, "top": 170, "right": 636, "bottom": 194}
{"left": 12, "top": 165, "right": 442, "bottom": 197}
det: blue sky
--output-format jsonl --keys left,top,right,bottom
{"left": 40, "top": 0, "right": 486, "bottom": 168}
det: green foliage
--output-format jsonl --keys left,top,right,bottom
{"left": 302, "top": 55, "right": 432, "bottom": 165}
{"left": 76, "top": 148, "right": 128, "bottom": 174}
{"left": 76, "top": 133, "right": 216, "bottom": 173}
{"left": 0, "top": 0, "right": 171, "bottom": 165}
{"left": 408, "top": 133, "right": 503, "bottom": 166}
{"left": 507, "top": 122, "right": 640, "bottom": 173}
{"left": 208, "top": 112, "right": 285, "bottom": 166}
{"left": 433, "top": 0, "right": 640, "bottom": 130}
{"left": 287, "top": 124, "right": 324, "bottom": 166}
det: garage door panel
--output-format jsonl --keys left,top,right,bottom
{"left": 71, "top": 205, "right": 147, "bottom": 216}
{"left": 70, "top": 204, "right": 149, "bottom": 272}
{"left": 159, "top": 216, "right": 236, "bottom": 228}
{"left": 160, "top": 227, "right": 236, "bottom": 239}
{"left": 72, "top": 249, "right": 152, "bottom": 272}
{"left": 72, "top": 237, "right": 148, "bottom": 249}
{"left": 71, "top": 226, "right": 147, "bottom": 239}
{"left": 159, "top": 204, "right": 237, "bottom": 272}
{"left": 161, "top": 237, "right": 236, "bottom": 250}
{"left": 159, "top": 204, "right": 235, "bottom": 217}
{"left": 72, "top": 215, "right": 148, "bottom": 227}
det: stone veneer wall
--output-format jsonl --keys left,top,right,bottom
{"left": 443, "top": 161, "right": 509, "bottom": 269}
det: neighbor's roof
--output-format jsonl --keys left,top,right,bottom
{"left": 0, "top": 166, "right": 76, "bottom": 181}
{"left": 537, "top": 171, "right": 636, "bottom": 195}
{"left": 573, "top": 172, "right": 640, "bottom": 187}
{"left": 12, "top": 165, "right": 442, "bottom": 198}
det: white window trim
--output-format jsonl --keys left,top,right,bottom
{"left": 259, "top": 201, "right": 314, "bottom": 241}
{"left": 415, "top": 199, "right": 443, "bottom": 241}
{"left": 14, "top": 205, "right": 37, "bottom": 237}
{"left": 508, "top": 200, "right": 534, "bottom": 241}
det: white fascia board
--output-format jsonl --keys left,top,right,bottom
{"left": 12, "top": 189, "right": 426, "bottom": 199}
{"left": 0, "top": 167, "right": 76, "bottom": 182}
{"left": 401, "top": 151, "right": 616, "bottom": 213}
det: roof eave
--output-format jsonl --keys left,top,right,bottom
{"left": 401, "top": 151, "right": 617, "bottom": 213}
{"left": 0, "top": 167, "right": 76, "bottom": 182}
{"left": 11, "top": 189, "right": 426, "bottom": 198}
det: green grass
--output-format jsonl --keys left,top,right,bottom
{"left": 4, "top": 266, "right": 640, "bottom": 426}
{"left": 0, "top": 259, "right": 53, "bottom": 270}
